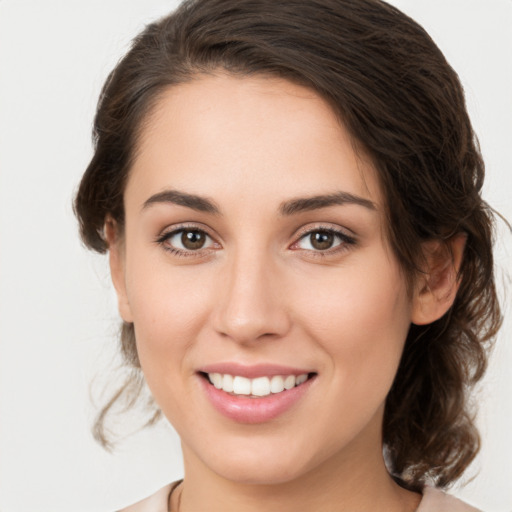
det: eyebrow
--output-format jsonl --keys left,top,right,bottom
{"left": 279, "top": 192, "right": 376, "bottom": 215}
{"left": 141, "top": 189, "right": 376, "bottom": 215}
{"left": 142, "top": 189, "right": 220, "bottom": 214}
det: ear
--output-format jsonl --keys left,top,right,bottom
{"left": 104, "top": 217, "right": 134, "bottom": 323}
{"left": 411, "top": 233, "right": 466, "bottom": 326}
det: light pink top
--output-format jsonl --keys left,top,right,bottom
{"left": 118, "top": 482, "right": 481, "bottom": 511}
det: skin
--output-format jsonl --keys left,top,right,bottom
{"left": 107, "top": 74, "right": 463, "bottom": 512}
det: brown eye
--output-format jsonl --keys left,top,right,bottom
{"left": 181, "top": 230, "right": 206, "bottom": 250}
{"left": 160, "top": 228, "right": 215, "bottom": 253}
{"left": 309, "top": 231, "right": 335, "bottom": 250}
{"left": 294, "top": 228, "right": 354, "bottom": 253}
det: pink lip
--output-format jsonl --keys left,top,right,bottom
{"left": 198, "top": 370, "right": 316, "bottom": 424}
{"left": 198, "top": 362, "right": 312, "bottom": 379}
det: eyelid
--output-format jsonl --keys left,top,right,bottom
{"left": 155, "top": 222, "right": 221, "bottom": 255}
{"left": 289, "top": 224, "right": 357, "bottom": 253}
{"left": 157, "top": 221, "right": 216, "bottom": 239}
{"left": 293, "top": 223, "right": 355, "bottom": 240}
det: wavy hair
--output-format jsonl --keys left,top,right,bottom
{"left": 74, "top": 0, "right": 502, "bottom": 490}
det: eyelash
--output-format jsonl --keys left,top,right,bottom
{"left": 291, "top": 225, "right": 356, "bottom": 258}
{"left": 155, "top": 224, "right": 356, "bottom": 258}
{"left": 154, "top": 224, "right": 217, "bottom": 258}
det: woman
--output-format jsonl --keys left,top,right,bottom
{"left": 74, "top": 0, "right": 502, "bottom": 510}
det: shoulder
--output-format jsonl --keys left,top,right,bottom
{"left": 417, "top": 486, "right": 482, "bottom": 512}
{"left": 116, "top": 481, "right": 180, "bottom": 512}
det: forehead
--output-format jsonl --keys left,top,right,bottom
{"left": 128, "top": 73, "right": 383, "bottom": 211}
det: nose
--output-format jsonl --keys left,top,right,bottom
{"left": 212, "top": 249, "right": 291, "bottom": 344}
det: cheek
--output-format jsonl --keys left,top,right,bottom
{"left": 293, "top": 258, "right": 411, "bottom": 391}
{"left": 123, "top": 252, "right": 214, "bottom": 385}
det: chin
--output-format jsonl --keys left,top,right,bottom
{"left": 193, "top": 433, "right": 324, "bottom": 486}
{"left": 214, "top": 459, "right": 309, "bottom": 486}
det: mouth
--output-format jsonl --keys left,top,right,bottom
{"left": 200, "top": 371, "right": 316, "bottom": 398}
{"left": 198, "top": 368, "right": 317, "bottom": 423}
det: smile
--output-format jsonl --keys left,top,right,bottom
{"left": 199, "top": 366, "right": 317, "bottom": 424}
{"left": 207, "top": 372, "right": 309, "bottom": 397}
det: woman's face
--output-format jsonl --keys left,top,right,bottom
{"left": 111, "top": 74, "right": 416, "bottom": 484}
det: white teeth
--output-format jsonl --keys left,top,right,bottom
{"left": 210, "top": 373, "right": 222, "bottom": 389}
{"left": 284, "top": 375, "right": 296, "bottom": 390}
{"left": 296, "top": 373, "right": 308, "bottom": 385}
{"left": 233, "top": 376, "right": 251, "bottom": 395}
{"left": 207, "top": 372, "right": 310, "bottom": 397}
{"left": 222, "top": 374, "right": 234, "bottom": 392}
{"left": 251, "top": 377, "right": 270, "bottom": 397}
{"left": 270, "top": 375, "right": 285, "bottom": 393}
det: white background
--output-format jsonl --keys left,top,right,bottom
{"left": 0, "top": 1, "right": 511, "bottom": 511}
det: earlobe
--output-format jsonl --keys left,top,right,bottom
{"left": 104, "top": 217, "right": 134, "bottom": 323}
{"left": 411, "top": 233, "right": 466, "bottom": 326}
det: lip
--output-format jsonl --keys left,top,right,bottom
{"left": 198, "top": 362, "right": 313, "bottom": 379}
{"left": 198, "top": 367, "right": 316, "bottom": 424}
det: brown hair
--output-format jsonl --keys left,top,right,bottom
{"left": 74, "top": 0, "right": 502, "bottom": 490}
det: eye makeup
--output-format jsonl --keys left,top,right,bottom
{"left": 154, "top": 221, "right": 357, "bottom": 260}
